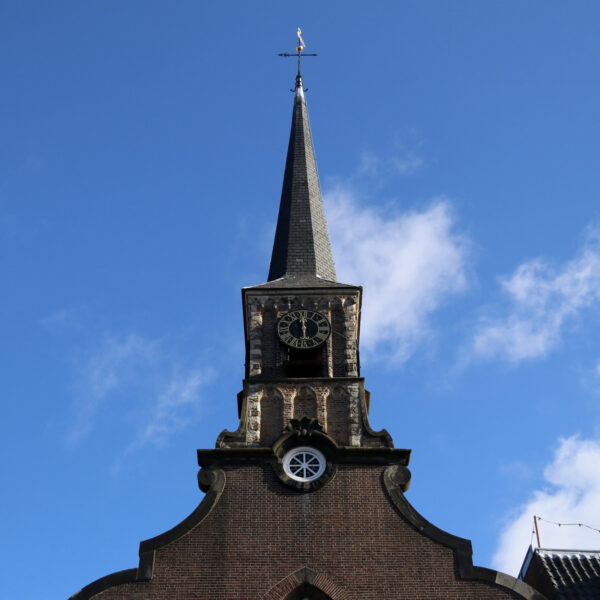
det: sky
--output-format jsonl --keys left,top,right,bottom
{"left": 2, "top": 2, "right": 600, "bottom": 598}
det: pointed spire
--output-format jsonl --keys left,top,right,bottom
{"left": 267, "top": 75, "right": 337, "bottom": 283}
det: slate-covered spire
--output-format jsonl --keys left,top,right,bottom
{"left": 267, "top": 74, "right": 337, "bottom": 283}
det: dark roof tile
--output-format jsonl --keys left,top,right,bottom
{"left": 266, "top": 77, "right": 337, "bottom": 284}
{"left": 521, "top": 547, "right": 600, "bottom": 599}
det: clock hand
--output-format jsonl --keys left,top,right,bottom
{"left": 300, "top": 316, "right": 308, "bottom": 339}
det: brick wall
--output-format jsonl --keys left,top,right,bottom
{"left": 259, "top": 388, "right": 284, "bottom": 445}
{"left": 292, "top": 385, "right": 318, "bottom": 420}
{"left": 326, "top": 388, "right": 350, "bottom": 446}
{"left": 88, "top": 464, "right": 525, "bottom": 600}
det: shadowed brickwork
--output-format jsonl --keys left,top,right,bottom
{"left": 73, "top": 465, "right": 539, "bottom": 600}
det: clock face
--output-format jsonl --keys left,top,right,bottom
{"left": 277, "top": 309, "right": 331, "bottom": 350}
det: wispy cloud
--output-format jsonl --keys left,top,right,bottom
{"left": 326, "top": 187, "right": 470, "bottom": 362}
{"left": 493, "top": 435, "right": 600, "bottom": 576}
{"left": 391, "top": 153, "right": 424, "bottom": 175}
{"left": 68, "top": 332, "right": 212, "bottom": 451}
{"left": 469, "top": 228, "right": 600, "bottom": 363}
{"left": 357, "top": 149, "right": 424, "bottom": 178}
{"left": 128, "top": 368, "right": 212, "bottom": 451}
{"left": 68, "top": 332, "right": 158, "bottom": 445}
{"left": 41, "top": 309, "right": 76, "bottom": 330}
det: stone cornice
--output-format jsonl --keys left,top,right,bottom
{"left": 382, "top": 465, "right": 548, "bottom": 600}
{"left": 197, "top": 446, "right": 411, "bottom": 468}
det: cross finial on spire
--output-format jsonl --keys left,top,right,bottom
{"left": 278, "top": 27, "right": 317, "bottom": 92}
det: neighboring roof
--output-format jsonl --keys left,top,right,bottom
{"left": 519, "top": 546, "right": 600, "bottom": 599}
{"left": 265, "top": 75, "right": 337, "bottom": 286}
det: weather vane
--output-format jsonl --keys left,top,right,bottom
{"left": 278, "top": 27, "right": 317, "bottom": 90}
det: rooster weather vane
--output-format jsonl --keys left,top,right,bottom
{"left": 278, "top": 27, "right": 317, "bottom": 91}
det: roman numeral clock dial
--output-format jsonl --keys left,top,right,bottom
{"left": 276, "top": 309, "right": 331, "bottom": 350}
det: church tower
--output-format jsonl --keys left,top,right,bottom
{"left": 71, "top": 57, "right": 546, "bottom": 600}
{"left": 216, "top": 70, "right": 392, "bottom": 458}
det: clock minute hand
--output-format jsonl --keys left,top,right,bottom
{"left": 300, "top": 316, "right": 308, "bottom": 339}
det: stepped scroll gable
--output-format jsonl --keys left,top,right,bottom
{"left": 70, "top": 68, "right": 547, "bottom": 600}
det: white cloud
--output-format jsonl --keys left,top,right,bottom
{"left": 357, "top": 147, "right": 424, "bottom": 178}
{"left": 68, "top": 332, "right": 212, "bottom": 450}
{"left": 391, "top": 153, "right": 424, "bottom": 175}
{"left": 129, "top": 368, "right": 212, "bottom": 450}
{"left": 470, "top": 229, "right": 600, "bottom": 363}
{"left": 357, "top": 152, "right": 381, "bottom": 176}
{"left": 493, "top": 435, "right": 600, "bottom": 576}
{"left": 41, "top": 309, "right": 75, "bottom": 330}
{"left": 326, "top": 187, "right": 470, "bottom": 362}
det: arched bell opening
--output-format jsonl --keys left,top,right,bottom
{"left": 283, "top": 582, "right": 333, "bottom": 600}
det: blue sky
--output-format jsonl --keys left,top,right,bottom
{"left": 2, "top": 2, "right": 600, "bottom": 598}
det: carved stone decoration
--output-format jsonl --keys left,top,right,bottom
{"left": 271, "top": 417, "right": 337, "bottom": 491}
{"left": 217, "top": 378, "right": 393, "bottom": 449}
{"left": 383, "top": 463, "right": 412, "bottom": 493}
{"left": 284, "top": 416, "right": 326, "bottom": 438}
{"left": 246, "top": 385, "right": 263, "bottom": 445}
{"left": 247, "top": 301, "right": 264, "bottom": 377}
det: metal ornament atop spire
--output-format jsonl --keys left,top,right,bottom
{"left": 278, "top": 27, "right": 317, "bottom": 92}
{"left": 297, "top": 27, "right": 305, "bottom": 50}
